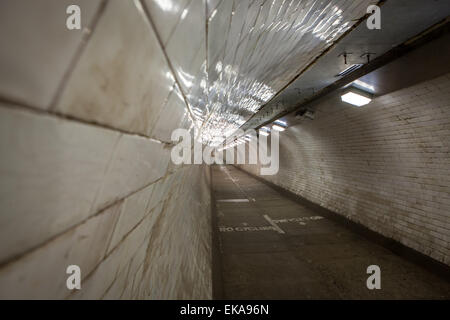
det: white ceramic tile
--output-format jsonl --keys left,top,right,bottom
{"left": 0, "top": 191, "right": 122, "bottom": 299}
{"left": 166, "top": 0, "right": 206, "bottom": 95}
{"left": 101, "top": 262, "right": 129, "bottom": 299}
{"left": 143, "top": 0, "right": 192, "bottom": 45}
{"left": 0, "top": 0, "right": 102, "bottom": 109}
{"left": 207, "top": 0, "right": 222, "bottom": 18}
{"left": 107, "top": 184, "right": 154, "bottom": 253}
{"left": 151, "top": 85, "right": 189, "bottom": 143}
{"left": 0, "top": 105, "right": 120, "bottom": 263}
{"left": 207, "top": 0, "right": 233, "bottom": 64}
{"left": 222, "top": 0, "right": 248, "bottom": 68}
{"left": 93, "top": 133, "right": 171, "bottom": 213}
{"left": 56, "top": 0, "right": 174, "bottom": 136}
{"left": 71, "top": 205, "right": 159, "bottom": 299}
{"left": 200, "top": 0, "right": 373, "bottom": 144}
{"left": 186, "top": 42, "right": 209, "bottom": 127}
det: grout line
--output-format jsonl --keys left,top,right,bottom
{"left": 0, "top": 0, "right": 177, "bottom": 148}
{"left": 198, "top": 0, "right": 210, "bottom": 138}
{"left": 67, "top": 172, "right": 185, "bottom": 299}
{"left": 163, "top": 0, "right": 195, "bottom": 47}
{"left": 49, "top": 0, "right": 109, "bottom": 111}
{"left": 198, "top": 0, "right": 235, "bottom": 141}
{"left": 0, "top": 166, "right": 185, "bottom": 269}
{"left": 207, "top": 0, "right": 223, "bottom": 20}
{"left": 0, "top": 98, "right": 174, "bottom": 147}
{"left": 87, "top": 132, "right": 122, "bottom": 218}
{"left": 138, "top": 0, "right": 201, "bottom": 136}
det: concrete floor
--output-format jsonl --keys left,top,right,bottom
{"left": 212, "top": 165, "right": 450, "bottom": 299}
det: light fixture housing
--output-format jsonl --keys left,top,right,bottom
{"left": 259, "top": 126, "right": 271, "bottom": 136}
{"left": 352, "top": 79, "right": 375, "bottom": 93}
{"left": 274, "top": 120, "right": 287, "bottom": 126}
{"left": 272, "top": 119, "right": 287, "bottom": 132}
{"left": 341, "top": 87, "right": 373, "bottom": 107}
{"left": 336, "top": 64, "right": 363, "bottom": 77}
{"left": 272, "top": 124, "right": 286, "bottom": 132}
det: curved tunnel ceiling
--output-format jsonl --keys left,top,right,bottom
{"left": 239, "top": 0, "right": 450, "bottom": 132}
{"left": 147, "top": 0, "right": 449, "bottom": 146}
{"left": 150, "top": 0, "right": 376, "bottom": 145}
{"left": 201, "top": 0, "right": 376, "bottom": 145}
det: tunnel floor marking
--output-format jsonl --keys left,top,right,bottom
{"left": 218, "top": 215, "right": 324, "bottom": 233}
{"left": 272, "top": 216, "right": 324, "bottom": 224}
{"left": 219, "top": 226, "right": 277, "bottom": 232}
{"left": 217, "top": 167, "right": 323, "bottom": 235}
{"left": 263, "top": 214, "right": 286, "bottom": 234}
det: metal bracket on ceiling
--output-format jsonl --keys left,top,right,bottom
{"left": 361, "top": 52, "right": 376, "bottom": 64}
{"left": 338, "top": 52, "right": 353, "bottom": 64}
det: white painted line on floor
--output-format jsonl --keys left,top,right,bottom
{"left": 272, "top": 216, "right": 324, "bottom": 223}
{"left": 219, "top": 226, "right": 276, "bottom": 232}
{"left": 217, "top": 199, "right": 250, "bottom": 202}
{"left": 263, "top": 214, "right": 285, "bottom": 234}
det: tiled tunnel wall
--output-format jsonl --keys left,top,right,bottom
{"left": 238, "top": 73, "right": 450, "bottom": 266}
{"left": 0, "top": 0, "right": 212, "bottom": 299}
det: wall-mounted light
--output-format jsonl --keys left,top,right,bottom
{"left": 352, "top": 79, "right": 375, "bottom": 93}
{"left": 274, "top": 120, "right": 286, "bottom": 126}
{"left": 272, "top": 124, "right": 286, "bottom": 132}
{"left": 341, "top": 87, "right": 373, "bottom": 107}
{"left": 272, "top": 119, "right": 287, "bottom": 131}
{"left": 259, "top": 126, "right": 270, "bottom": 136}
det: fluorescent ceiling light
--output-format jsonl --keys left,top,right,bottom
{"left": 274, "top": 120, "right": 287, "bottom": 126}
{"left": 337, "top": 64, "right": 363, "bottom": 77}
{"left": 341, "top": 91, "right": 372, "bottom": 107}
{"left": 259, "top": 130, "right": 269, "bottom": 136}
{"left": 272, "top": 124, "right": 286, "bottom": 132}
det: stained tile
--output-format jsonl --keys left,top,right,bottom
{"left": 166, "top": 0, "right": 206, "bottom": 96}
{"left": 0, "top": 203, "right": 122, "bottom": 299}
{"left": 93, "top": 133, "right": 171, "bottom": 213}
{"left": 151, "top": 85, "right": 189, "bottom": 143}
{"left": 0, "top": 104, "right": 119, "bottom": 263}
{"left": 56, "top": 0, "right": 174, "bottom": 136}
{"left": 0, "top": 0, "right": 102, "bottom": 109}
{"left": 143, "top": 0, "right": 191, "bottom": 45}
{"left": 107, "top": 184, "right": 154, "bottom": 253}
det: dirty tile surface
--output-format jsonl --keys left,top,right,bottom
{"left": 0, "top": 0, "right": 102, "bottom": 109}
